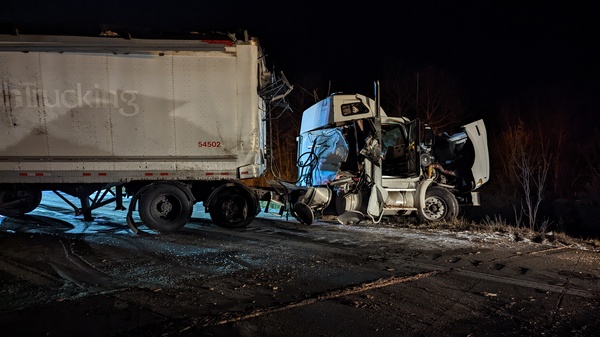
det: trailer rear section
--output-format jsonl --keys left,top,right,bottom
{"left": 0, "top": 31, "right": 292, "bottom": 232}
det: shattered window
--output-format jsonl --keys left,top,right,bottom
{"left": 341, "top": 102, "right": 369, "bottom": 116}
{"left": 297, "top": 128, "right": 349, "bottom": 186}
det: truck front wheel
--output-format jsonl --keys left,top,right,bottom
{"left": 138, "top": 184, "right": 193, "bottom": 233}
{"left": 418, "top": 186, "right": 459, "bottom": 223}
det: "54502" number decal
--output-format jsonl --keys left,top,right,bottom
{"left": 198, "top": 141, "right": 221, "bottom": 148}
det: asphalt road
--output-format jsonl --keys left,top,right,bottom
{"left": 0, "top": 192, "right": 599, "bottom": 337}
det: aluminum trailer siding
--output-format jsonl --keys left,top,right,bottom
{"left": 0, "top": 33, "right": 288, "bottom": 232}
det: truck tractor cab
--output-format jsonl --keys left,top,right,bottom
{"left": 284, "top": 86, "right": 489, "bottom": 225}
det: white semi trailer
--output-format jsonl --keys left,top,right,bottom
{"left": 0, "top": 31, "right": 292, "bottom": 232}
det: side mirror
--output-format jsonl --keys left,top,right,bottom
{"left": 423, "top": 126, "right": 434, "bottom": 147}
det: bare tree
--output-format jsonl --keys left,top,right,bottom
{"left": 381, "top": 68, "right": 418, "bottom": 118}
{"left": 495, "top": 116, "right": 527, "bottom": 196}
{"left": 381, "top": 64, "right": 467, "bottom": 133}
{"left": 528, "top": 96, "right": 570, "bottom": 198}
{"left": 495, "top": 114, "right": 553, "bottom": 231}
{"left": 513, "top": 145, "right": 551, "bottom": 231}
{"left": 416, "top": 65, "right": 466, "bottom": 132}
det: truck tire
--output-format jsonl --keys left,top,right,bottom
{"left": 208, "top": 187, "right": 256, "bottom": 228}
{"left": 138, "top": 184, "right": 193, "bottom": 233}
{"left": 418, "top": 186, "right": 459, "bottom": 223}
{"left": 0, "top": 188, "right": 42, "bottom": 217}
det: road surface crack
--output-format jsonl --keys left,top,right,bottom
{"left": 192, "top": 271, "right": 440, "bottom": 330}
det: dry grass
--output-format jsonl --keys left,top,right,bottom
{"left": 379, "top": 213, "right": 600, "bottom": 251}
{"left": 258, "top": 201, "right": 600, "bottom": 250}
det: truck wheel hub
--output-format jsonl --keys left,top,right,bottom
{"left": 157, "top": 196, "right": 173, "bottom": 214}
{"left": 425, "top": 197, "right": 445, "bottom": 218}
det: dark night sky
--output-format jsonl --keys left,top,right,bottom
{"left": 1, "top": 0, "right": 599, "bottom": 116}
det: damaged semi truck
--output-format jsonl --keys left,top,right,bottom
{"left": 269, "top": 84, "right": 490, "bottom": 225}
{"left": 0, "top": 31, "right": 293, "bottom": 232}
{"left": 0, "top": 31, "right": 488, "bottom": 232}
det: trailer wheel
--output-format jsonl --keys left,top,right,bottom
{"left": 208, "top": 187, "right": 256, "bottom": 228}
{"left": 0, "top": 188, "right": 42, "bottom": 217}
{"left": 138, "top": 184, "right": 193, "bottom": 233}
{"left": 418, "top": 186, "right": 458, "bottom": 222}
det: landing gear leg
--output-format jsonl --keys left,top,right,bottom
{"left": 115, "top": 186, "right": 125, "bottom": 211}
{"left": 78, "top": 193, "right": 94, "bottom": 221}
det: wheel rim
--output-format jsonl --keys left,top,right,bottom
{"left": 423, "top": 195, "right": 447, "bottom": 221}
{"left": 149, "top": 194, "right": 182, "bottom": 223}
{"left": 220, "top": 195, "right": 248, "bottom": 223}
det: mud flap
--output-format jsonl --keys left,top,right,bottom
{"left": 367, "top": 184, "right": 388, "bottom": 219}
{"left": 126, "top": 187, "right": 149, "bottom": 236}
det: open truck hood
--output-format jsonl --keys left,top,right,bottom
{"left": 463, "top": 119, "right": 489, "bottom": 190}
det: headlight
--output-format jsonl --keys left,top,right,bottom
{"left": 420, "top": 153, "right": 433, "bottom": 167}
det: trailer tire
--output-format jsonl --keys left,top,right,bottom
{"left": 418, "top": 186, "right": 459, "bottom": 223}
{"left": 208, "top": 187, "right": 256, "bottom": 228}
{"left": 0, "top": 188, "right": 42, "bottom": 217}
{"left": 138, "top": 184, "right": 193, "bottom": 233}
